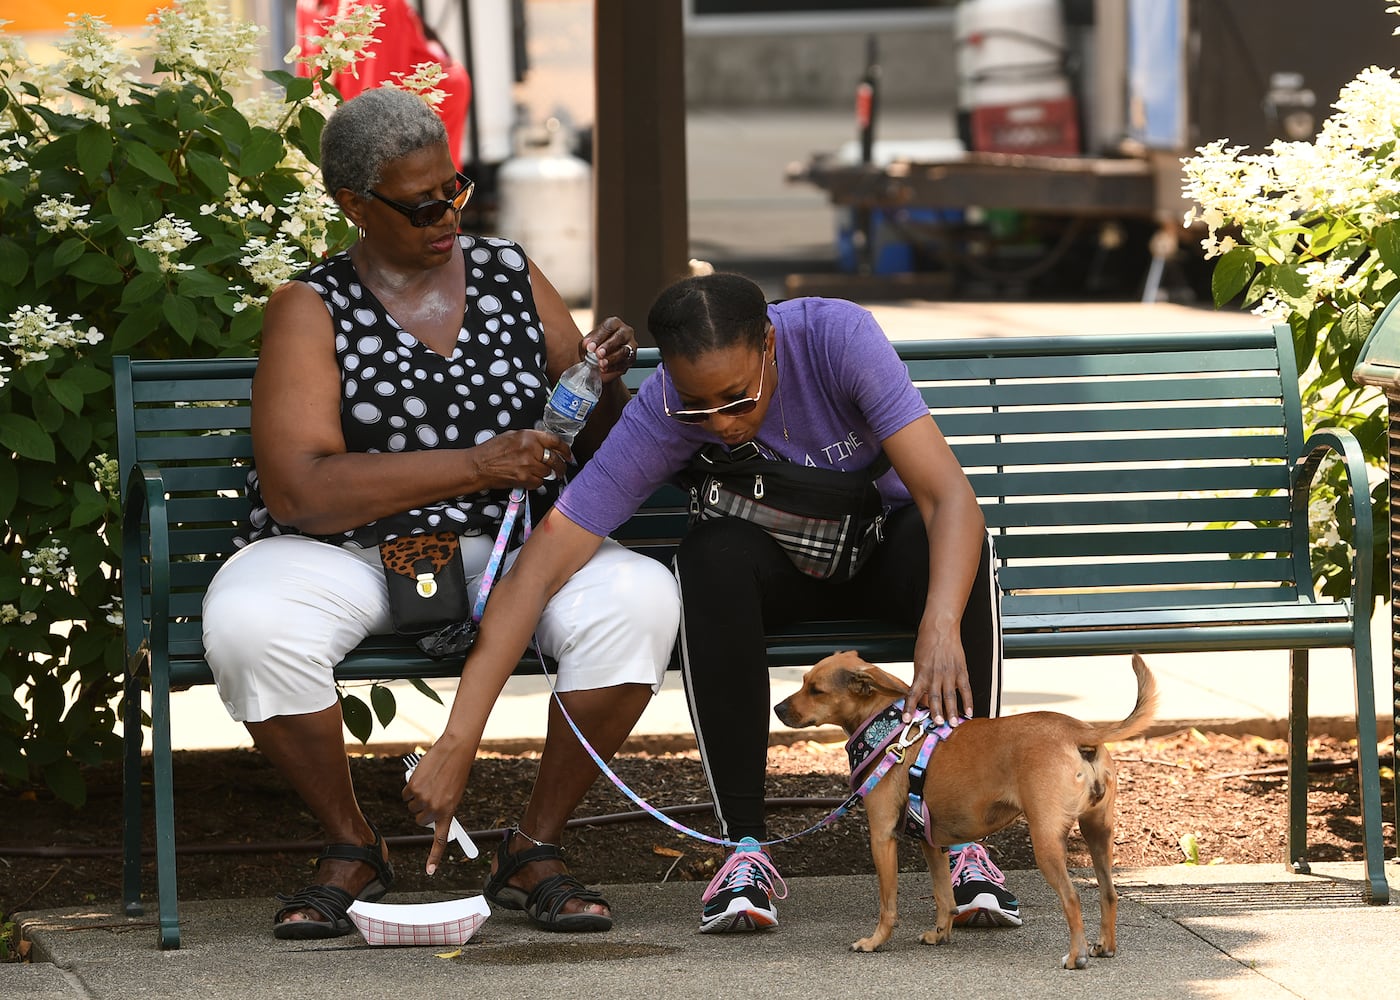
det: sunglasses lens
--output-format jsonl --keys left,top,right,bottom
{"left": 673, "top": 411, "right": 711, "bottom": 424}
{"left": 409, "top": 201, "right": 450, "bottom": 227}
{"left": 721, "top": 399, "right": 757, "bottom": 417}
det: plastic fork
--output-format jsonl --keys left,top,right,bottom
{"left": 402, "top": 753, "right": 479, "bottom": 859}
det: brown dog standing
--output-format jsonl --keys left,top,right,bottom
{"left": 774, "top": 650, "right": 1157, "bottom": 968}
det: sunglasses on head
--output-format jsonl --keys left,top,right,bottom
{"left": 369, "top": 171, "right": 475, "bottom": 227}
{"left": 661, "top": 348, "right": 768, "bottom": 424}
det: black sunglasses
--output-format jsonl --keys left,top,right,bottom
{"left": 369, "top": 171, "right": 475, "bottom": 227}
{"left": 661, "top": 350, "right": 768, "bottom": 424}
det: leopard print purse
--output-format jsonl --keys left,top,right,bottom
{"left": 379, "top": 531, "right": 470, "bottom": 641}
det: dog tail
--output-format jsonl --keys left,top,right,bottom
{"left": 1092, "top": 653, "right": 1158, "bottom": 744}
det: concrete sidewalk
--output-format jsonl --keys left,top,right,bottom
{"left": 12, "top": 862, "right": 1400, "bottom": 1000}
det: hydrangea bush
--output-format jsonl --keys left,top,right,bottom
{"left": 0, "top": 1, "right": 404, "bottom": 803}
{"left": 1180, "top": 14, "right": 1400, "bottom": 607}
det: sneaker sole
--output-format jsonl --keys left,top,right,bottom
{"left": 698, "top": 905, "right": 779, "bottom": 934}
{"left": 954, "top": 892, "right": 1022, "bottom": 928}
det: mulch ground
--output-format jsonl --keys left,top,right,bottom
{"left": 1, "top": 728, "right": 1394, "bottom": 924}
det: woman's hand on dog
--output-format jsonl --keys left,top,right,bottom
{"left": 907, "top": 629, "right": 974, "bottom": 726}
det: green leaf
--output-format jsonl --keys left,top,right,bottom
{"left": 43, "top": 756, "right": 86, "bottom": 807}
{"left": 284, "top": 75, "right": 314, "bottom": 103}
{"left": 185, "top": 149, "right": 230, "bottom": 198}
{"left": 47, "top": 375, "right": 85, "bottom": 415}
{"left": 70, "top": 254, "right": 125, "bottom": 286}
{"left": 1211, "top": 247, "right": 1256, "bottom": 306}
{"left": 53, "top": 238, "right": 86, "bottom": 268}
{"left": 296, "top": 106, "right": 326, "bottom": 164}
{"left": 239, "top": 127, "right": 286, "bottom": 177}
{"left": 340, "top": 692, "right": 372, "bottom": 743}
{"left": 69, "top": 481, "right": 108, "bottom": 528}
{"left": 113, "top": 302, "right": 162, "bottom": 352}
{"left": 370, "top": 683, "right": 397, "bottom": 727}
{"left": 0, "top": 413, "right": 56, "bottom": 462}
{"left": 162, "top": 293, "right": 199, "bottom": 341}
{"left": 106, "top": 184, "right": 146, "bottom": 232}
{"left": 206, "top": 104, "right": 251, "bottom": 146}
{"left": 122, "top": 143, "right": 178, "bottom": 185}
{"left": 0, "top": 460, "right": 16, "bottom": 521}
{"left": 1375, "top": 220, "right": 1400, "bottom": 276}
{"left": 56, "top": 417, "right": 94, "bottom": 462}
{"left": 0, "top": 237, "right": 29, "bottom": 284}
{"left": 120, "top": 271, "right": 165, "bottom": 309}
{"left": 60, "top": 363, "right": 111, "bottom": 395}
{"left": 76, "top": 122, "right": 113, "bottom": 179}
{"left": 408, "top": 677, "right": 444, "bottom": 705}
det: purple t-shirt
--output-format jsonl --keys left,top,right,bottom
{"left": 555, "top": 297, "right": 930, "bottom": 538}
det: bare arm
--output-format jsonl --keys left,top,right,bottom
{"left": 881, "top": 415, "right": 987, "bottom": 726}
{"left": 401, "top": 510, "right": 605, "bottom": 871}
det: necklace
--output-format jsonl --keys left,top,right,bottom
{"left": 774, "top": 354, "right": 790, "bottom": 441}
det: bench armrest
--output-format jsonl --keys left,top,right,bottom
{"left": 121, "top": 461, "right": 172, "bottom": 669}
{"left": 1292, "top": 427, "right": 1375, "bottom": 609}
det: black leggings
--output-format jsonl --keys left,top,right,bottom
{"left": 674, "top": 504, "right": 1002, "bottom": 843}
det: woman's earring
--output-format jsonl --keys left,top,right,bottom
{"left": 357, "top": 225, "right": 367, "bottom": 240}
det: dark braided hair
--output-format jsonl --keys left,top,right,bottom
{"left": 646, "top": 273, "right": 768, "bottom": 363}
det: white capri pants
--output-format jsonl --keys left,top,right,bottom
{"left": 202, "top": 532, "right": 681, "bottom": 724}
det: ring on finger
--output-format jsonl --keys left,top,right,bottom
{"left": 542, "top": 448, "right": 552, "bottom": 464}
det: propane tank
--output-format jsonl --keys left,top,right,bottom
{"left": 496, "top": 117, "right": 593, "bottom": 305}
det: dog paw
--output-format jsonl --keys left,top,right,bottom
{"left": 1090, "top": 943, "right": 1116, "bottom": 958}
{"left": 1061, "top": 952, "right": 1089, "bottom": 970}
{"left": 919, "top": 929, "right": 951, "bottom": 946}
{"left": 850, "top": 937, "right": 884, "bottom": 953}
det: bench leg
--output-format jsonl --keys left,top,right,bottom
{"left": 1287, "top": 649, "right": 1310, "bottom": 876}
{"left": 1346, "top": 631, "right": 1391, "bottom": 904}
{"left": 121, "top": 659, "right": 145, "bottom": 918}
{"left": 149, "top": 661, "right": 182, "bottom": 949}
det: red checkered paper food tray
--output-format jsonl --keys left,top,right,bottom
{"left": 347, "top": 896, "right": 491, "bottom": 947}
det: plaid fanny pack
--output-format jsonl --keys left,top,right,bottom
{"left": 682, "top": 442, "right": 891, "bottom": 582}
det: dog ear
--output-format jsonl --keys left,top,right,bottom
{"left": 843, "top": 668, "right": 887, "bottom": 698}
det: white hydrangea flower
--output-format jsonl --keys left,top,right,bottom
{"left": 56, "top": 13, "right": 140, "bottom": 103}
{"left": 0, "top": 134, "right": 29, "bottom": 174}
{"left": 383, "top": 61, "right": 448, "bottom": 111}
{"left": 129, "top": 215, "right": 201, "bottom": 274}
{"left": 22, "top": 543, "right": 71, "bottom": 582}
{"left": 35, "top": 194, "right": 94, "bottom": 234}
{"left": 89, "top": 453, "right": 119, "bottom": 495}
{"left": 0, "top": 604, "right": 38, "bottom": 626}
{"left": 296, "top": 3, "right": 384, "bottom": 79}
{"left": 100, "top": 600, "right": 123, "bottom": 628}
{"left": 240, "top": 234, "right": 305, "bottom": 295}
{"left": 1, "top": 304, "right": 104, "bottom": 365}
{"left": 149, "top": 0, "right": 264, "bottom": 86}
{"left": 278, "top": 188, "right": 340, "bottom": 259}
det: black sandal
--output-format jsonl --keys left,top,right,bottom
{"left": 483, "top": 827, "right": 613, "bottom": 933}
{"left": 273, "top": 823, "right": 395, "bottom": 940}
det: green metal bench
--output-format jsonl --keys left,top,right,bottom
{"left": 114, "top": 323, "right": 1389, "bottom": 948}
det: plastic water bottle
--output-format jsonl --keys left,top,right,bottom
{"left": 537, "top": 349, "right": 602, "bottom": 445}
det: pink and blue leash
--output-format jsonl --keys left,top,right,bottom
{"left": 478, "top": 489, "right": 933, "bottom": 850}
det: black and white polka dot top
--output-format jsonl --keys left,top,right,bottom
{"left": 238, "top": 234, "right": 559, "bottom": 548}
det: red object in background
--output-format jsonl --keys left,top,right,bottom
{"left": 969, "top": 96, "right": 1080, "bottom": 157}
{"left": 296, "top": 0, "right": 471, "bottom": 171}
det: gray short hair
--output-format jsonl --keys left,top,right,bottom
{"left": 320, "top": 88, "right": 448, "bottom": 197}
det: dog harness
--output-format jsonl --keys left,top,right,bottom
{"left": 846, "top": 699, "right": 958, "bottom": 845}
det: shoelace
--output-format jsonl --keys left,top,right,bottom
{"left": 951, "top": 844, "right": 1008, "bottom": 888}
{"left": 702, "top": 846, "right": 790, "bottom": 903}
